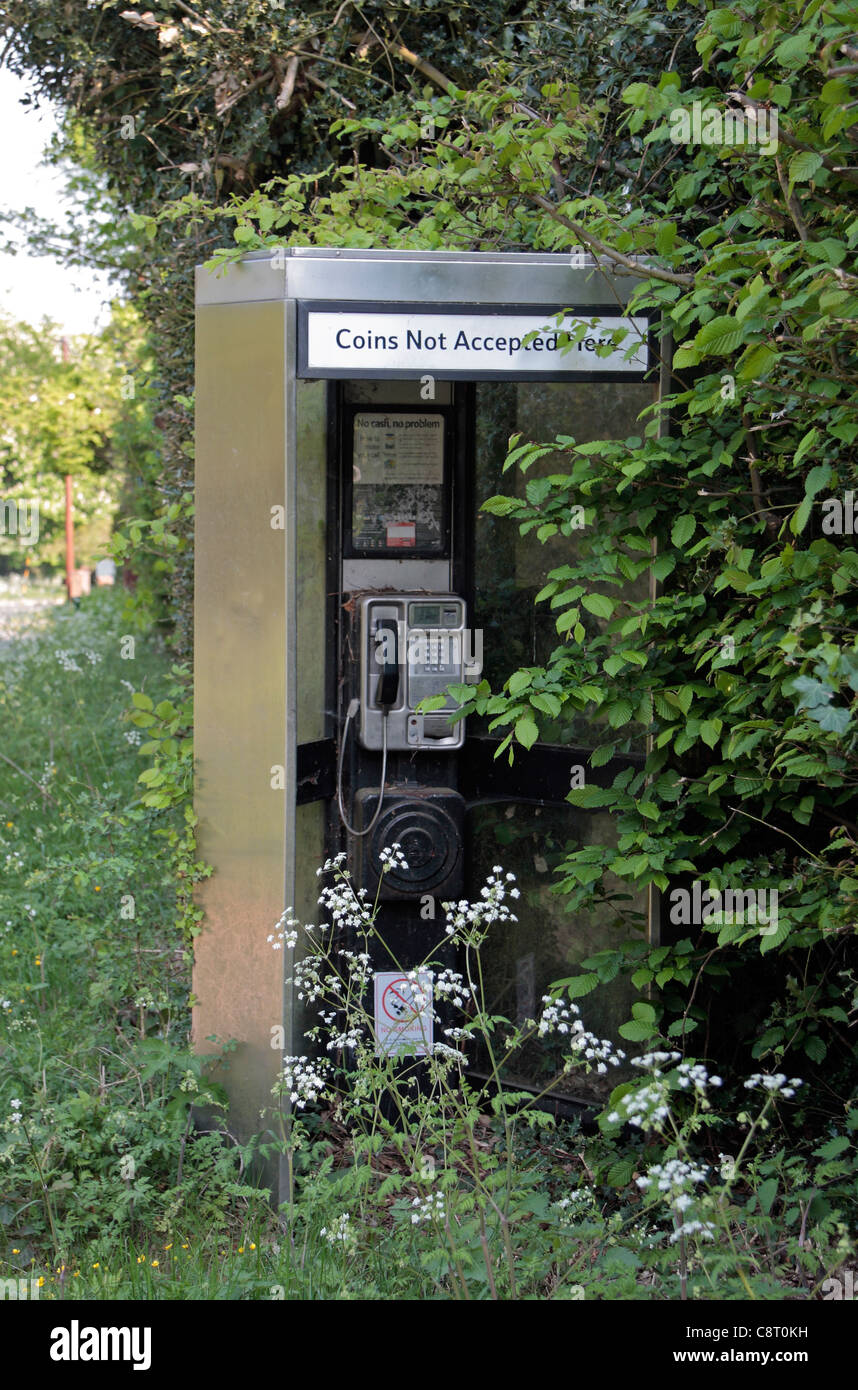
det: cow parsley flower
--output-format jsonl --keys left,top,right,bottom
{"left": 608, "top": 1079, "right": 671, "bottom": 1131}
{"left": 402, "top": 970, "right": 432, "bottom": 1012}
{"left": 676, "top": 1061, "right": 722, "bottom": 1093}
{"left": 411, "top": 1192, "right": 445, "bottom": 1224}
{"left": 378, "top": 843, "right": 409, "bottom": 873}
{"left": 429, "top": 1042, "right": 467, "bottom": 1065}
{"left": 636, "top": 1158, "right": 708, "bottom": 1194}
{"left": 441, "top": 868, "right": 518, "bottom": 943}
{"left": 537, "top": 994, "right": 580, "bottom": 1037}
{"left": 553, "top": 1189, "right": 596, "bottom": 1226}
{"left": 432, "top": 969, "right": 472, "bottom": 1010}
{"left": 668, "top": 1220, "right": 716, "bottom": 1244}
{"left": 325, "top": 1025, "right": 364, "bottom": 1052}
{"left": 274, "top": 1056, "right": 331, "bottom": 1109}
{"left": 268, "top": 909, "right": 299, "bottom": 951}
{"left": 631, "top": 1051, "right": 682, "bottom": 1076}
{"left": 320, "top": 1213, "right": 354, "bottom": 1246}
{"left": 565, "top": 1025, "right": 625, "bottom": 1072}
{"left": 744, "top": 1073, "right": 803, "bottom": 1099}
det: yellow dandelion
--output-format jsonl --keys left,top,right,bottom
{"left": 12, "top": 1248, "right": 19, "bottom": 1254}
{"left": 163, "top": 1243, "right": 172, "bottom": 1251}
{"left": 92, "top": 1262, "right": 99, "bottom": 1269}
{"left": 151, "top": 1260, "right": 159, "bottom": 1268}
{"left": 5, "top": 821, "right": 12, "bottom": 828}
{"left": 37, "top": 1276, "right": 45, "bottom": 1287}
{"left": 35, "top": 957, "right": 41, "bottom": 965}
{"left": 74, "top": 1272, "right": 80, "bottom": 1279}
{"left": 11, "top": 949, "right": 17, "bottom": 956}
{"left": 137, "top": 1255, "right": 145, "bottom": 1264}
{"left": 94, "top": 886, "right": 101, "bottom": 892}
{"left": 181, "top": 1243, "right": 189, "bottom": 1249}
{"left": 249, "top": 1243, "right": 256, "bottom": 1251}
{"left": 238, "top": 1247, "right": 244, "bottom": 1254}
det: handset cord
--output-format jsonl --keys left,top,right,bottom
{"left": 336, "top": 697, "right": 388, "bottom": 837}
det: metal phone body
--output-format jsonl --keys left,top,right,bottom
{"left": 357, "top": 594, "right": 479, "bottom": 750}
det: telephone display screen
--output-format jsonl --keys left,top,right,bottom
{"left": 351, "top": 411, "right": 445, "bottom": 552}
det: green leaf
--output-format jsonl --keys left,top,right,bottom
{"left": 514, "top": 716, "right": 539, "bottom": 750}
{"left": 566, "top": 786, "right": 616, "bottom": 807}
{"left": 815, "top": 1135, "right": 850, "bottom": 1160}
{"left": 632, "top": 1001, "right": 656, "bottom": 1023}
{"left": 804, "top": 1034, "right": 827, "bottom": 1063}
{"left": 757, "top": 1177, "right": 778, "bottom": 1215}
{"left": 608, "top": 698, "right": 634, "bottom": 728}
{"left": 667, "top": 1017, "right": 698, "bottom": 1037}
{"left": 671, "top": 514, "right": 696, "bottom": 547}
{"left": 562, "top": 972, "right": 600, "bottom": 999}
{"left": 694, "top": 315, "right": 744, "bottom": 356}
{"left": 774, "top": 32, "right": 812, "bottom": 65}
{"left": 790, "top": 495, "right": 813, "bottom": 535}
{"left": 581, "top": 593, "right": 616, "bottom": 619}
{"left": 508, "top": 670, "right": 533, "bottom": 696}
{"left": 530, "top": 691, "right": 561, "bottom": 717}
{"left": 760, "top": 920, "right": 791, "bottom": 955}
{"left": 794, "top": 431, "right": 820, "bottom": 467}
{"left": 737, "top": 343, "right": 779, "bottom": 379}
{"left": 788, "top": 150, "right": 823, "bottom": 185}
{"left": 618, "top": 1019, "right": 656, "bottom": 1042}
{"left": 700, "top": 718, "right": 723, "bottom": 749}
{"left": 672, "top": 344, "right": 700, "bottom": 369}
{"left": 606, "top": 1158, "right": 637, "bottom": 1188}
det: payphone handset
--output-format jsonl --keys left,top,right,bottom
{"left": 358, "top": 595, "right": 480, "bottom": 751}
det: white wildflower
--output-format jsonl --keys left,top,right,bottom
{"left": 411, "top": 1191, "right": 445, "bottom": 1225}
{"left": 744, "top": 1073, "right": 803, "bottom": 1099}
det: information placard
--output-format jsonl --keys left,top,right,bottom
{"left": 351, "top": 411, "right": 445, "bottom": 553}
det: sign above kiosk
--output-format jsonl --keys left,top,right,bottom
{"left": 298, "top": 301, "right": 651, "bottom": 381}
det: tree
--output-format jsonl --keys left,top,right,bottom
{"left": 1, "top": 0, "right": 698, "bottom": 647}
{"left": 185, "top": 0, "right": 858, "bottom": 1098}
{"left": 0, "top": 304, "right": 159, "bottom": 574}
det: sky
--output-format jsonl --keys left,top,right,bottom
{"left": 0, "top": 66, "right": 116, "bottom": 337}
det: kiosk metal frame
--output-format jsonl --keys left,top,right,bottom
{"left": 194, "top": 248, "right": 663, "bottom": 1201}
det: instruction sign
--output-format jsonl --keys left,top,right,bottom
{"left": 374, "top": 970, "right": 434, "bottom": 1057}
{"left": 299, "top": 301, "right": 651, "bottom": 380}
{"left": 351, "top": 411, "right": 445, "bottom": 553}
{"left": 353, "top": 412, "right": 444, "bottom": 486}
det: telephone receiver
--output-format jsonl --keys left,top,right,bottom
{"left": 374, "top": 619, "right": 400, "bottom": 709}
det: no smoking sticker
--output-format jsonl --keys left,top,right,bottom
{"left": 374, "top": 971, "right": 433, "bottom": 1057}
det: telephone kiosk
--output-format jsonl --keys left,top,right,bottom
{"left": 193, "top": 247, "right": 657, "bottom": 1172}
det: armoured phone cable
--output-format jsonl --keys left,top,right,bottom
{"left": 336, "top": 698, "right": 389, "bottom": 837}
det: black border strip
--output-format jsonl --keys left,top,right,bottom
{"left": 295, "top": 735, "right": 645, "bottom": 807}
{"left": 297, "top": 300, "right": 654, "bottom": 382}
{"left": 297, "top": 738, "right": 337, "bottom": 804}
{"left": 459, "top": 737, "right": 644, "bottom": 804}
